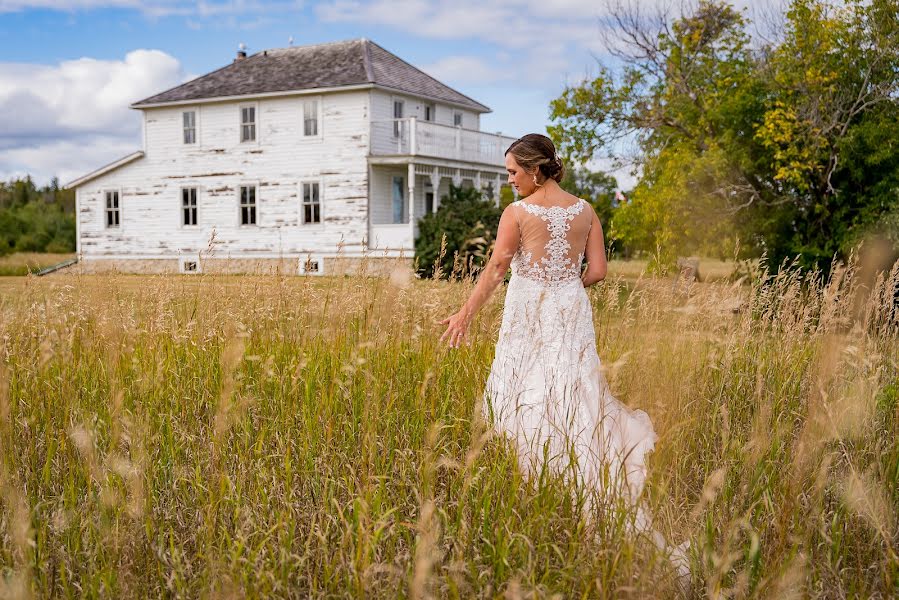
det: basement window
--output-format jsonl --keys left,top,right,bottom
{"left": 179, "top": 257, "right": 201, "bottom": 274}
{"left": 299, "top": 256, "right": 323, "bottom": 275}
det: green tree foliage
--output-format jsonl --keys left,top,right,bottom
{"left": 414, "top": 184, "right": 502, "bottom": 279}
{"left": 0, "top": 177, "right": 76, "bottom": 255}
{"left": 549, "top": 0, "right": 899, "bottom": 272}
{"left": 559, "top": 166, "right": 621, "bottom": 252}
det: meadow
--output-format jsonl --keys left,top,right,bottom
{"left": 0, "top": 256, "right": 896, "bottom": 598}
{"left": 0, "top": 253, "right": 77, "bottom": 276}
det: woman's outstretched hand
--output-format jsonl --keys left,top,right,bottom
{"left": 439, "top": 309, "right": 472, "bottom": 348}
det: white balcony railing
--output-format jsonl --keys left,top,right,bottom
{"left": 371, "top": 118, "right": 517, "bottom": 166}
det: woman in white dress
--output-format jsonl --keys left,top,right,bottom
{"left": 440, "top": 133, "right": 688, "bottom": 582}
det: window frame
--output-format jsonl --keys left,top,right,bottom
{"left": 391, "top": 175, "right": 406, "bottom": 224}
{"left": 180, "top": 186, "right": 199, "bottom": 227}
{"left": 238, "top": 183, "right": 259, "bottom": 227}
{"left": 423, "top": 103, "right": 435, "bottom": 122}
{"left": 239, "top": 102, "right": 258, "bottom": 144}
{"left": 182, "top": 109, "right": 198, "bottom": 145}
{"left": 299, "top": 179, "right": 324, "bottom": 226}
{"left": 179, "top": 256, "right": 202, "bottom": 274}
{"left": 104, "top": 189, "right": 122, "bottom": 229}
{"left": 392, "top": 97, "right": 405, "bottom": 138}
{"left": 298, "top": 254, "right": 324, "bottom": 276}
{"left": 453, "top": 110, "right": 463, "bottom": 127}
{"left": 301, "top": 96, "right": 323, "bottom": 139}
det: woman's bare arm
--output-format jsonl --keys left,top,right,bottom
{"left": 581, "top": 206, "right": 608, "bottom": 287}
{"left": 440, "top": 205, "right": 520, "bottom": 347}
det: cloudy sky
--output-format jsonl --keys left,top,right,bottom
{"left": 0, "top": 0, "right": 777, "bottom": 188}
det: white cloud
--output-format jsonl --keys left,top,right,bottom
{"left": 0, "top": 50, "right": 186, "bottom": 184}
{"left": 0, "top": 136, "right": 141, "bottom": 187}
{"left": 0, "top": 0, "right": 304, "bottom": 17}
{"left": 420, "top": 55, "right": 506, "bottom": 85}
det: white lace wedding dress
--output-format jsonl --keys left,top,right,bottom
{"left": 484, "top": 197, "right": 657, "bottom": 504}
{"left": 482, "top": 197, "right": 690, "bottom": 585}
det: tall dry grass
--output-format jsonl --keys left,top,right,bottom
{"left": 0, "top": 252, "right": 896, "bottom": 598}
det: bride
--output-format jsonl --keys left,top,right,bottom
{"left": 439, "top": 133, "right": 689, "bottom": 586}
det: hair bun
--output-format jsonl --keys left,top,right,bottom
{"left": 543, "top": 155, "right": 565, "bottom": 183}
{"left": 504, "top": 133, "right": 565, "bottom": 183}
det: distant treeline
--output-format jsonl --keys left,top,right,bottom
{"left": 0, "top": 177, "right": 76, "bottom": 255}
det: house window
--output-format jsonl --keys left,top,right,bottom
{"left": 182, "top": 187, "right": 198, "bottom": 226}
{"left": 240, "top": 106, "right": 256, "bottom": 142}
{"left": 393, "top": 99, "right": 404, "bottom": 137}
{"left": 239, "top": 185, "right": 256, "bottom": 225}
{"left": 453, "top": 111, "right": 463, "bottom": 127}
{"left": 302, "top": 182, "right": 321, "bottom": 224}
{"left": 425, "top": 191, "right": 434, "bottom": 215}
{"left": 299, "top": 256, "right": 322, "bottom": 275}
{"left": 303, "top": 99, "right": 319, "bottom": 137}
{"left": 105, "top": 191, "right": 120, "bottom": 228}
{"left": 183, "top": 111, "right": 196, "bottom": 144}
{"left": 424, "top": 103, "right": 435, "bottom": 122}
{"left": 392, "top": 176, "right": 405, "bottom": 224}
{"left": 179, "top": 257, "right": 201, "bottom": 273}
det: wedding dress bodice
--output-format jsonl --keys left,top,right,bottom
{"left": 510, "top": 198, "right": 592, "bottom": 286}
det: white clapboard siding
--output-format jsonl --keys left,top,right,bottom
{"left": 79, "top": 90, "right": 370, "bottom": 258}
{"left": 369, "top": 90, "right": 479, "bottom": 131}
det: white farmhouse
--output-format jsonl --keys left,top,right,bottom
{"left": 66, "top": 39, "right": 517, "bottom": 275}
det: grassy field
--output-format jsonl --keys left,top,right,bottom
{"left": 0, "top": 252, "right": 76, "bottom": 276}
{"left": 0, "top": 260, "right": 896, "bottom": 598}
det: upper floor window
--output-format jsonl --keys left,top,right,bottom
{"left": 453, "top": 111, "right": 463, "bottom": 127}
{"left": 424, "top": 103, "right": 435, "bottom": 122}
{"left": 303, "top": 99, "right": 319, "bottom": 137}
{"left": 240, "top": 106, "right": 256, "bottom": 142}
{"left": 182, "top": 187, "right": 198, "bottom": 226}
{"left": 302, "top": 182, "right": 321, "bottom": 224}
{"left": 183, "top": 111, "right": 196, "bottom": 144}
{"left": 105, "top": 191, "right": 120, "bottom": 228}
{"left": 393, "top": 99, "right": 404, "bottom": 137}
{"left": 240, "top": 185, "right": 256, "bottom": 225}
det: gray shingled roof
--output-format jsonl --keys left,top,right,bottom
{"left": 132, "top": 39, "right": 490, "bottom": 112}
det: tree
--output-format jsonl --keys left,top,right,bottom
{"left": 549, "top": 0, "right": 899, "bottom": 272}
{"left": 0, "top": 177, "right": 77, "bottom": 255}
{"left": 550, "top": 0, "right": 762, "bottom": 262}
{"left": 414, "top": 185, "right": 503, "bottom": 279}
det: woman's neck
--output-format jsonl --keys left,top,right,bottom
{"left": 525, "top": 179, "right": 561, "bottom": 203}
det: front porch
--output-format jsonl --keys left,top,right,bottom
{"left": 367, "top": 160, "right": 511, "bottom": 253}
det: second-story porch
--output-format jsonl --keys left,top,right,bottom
{"left": 367, "top": 118, "right": 517, "bottom": 254}
{"left": 371, "top": 117, "right": 517, "bottom": 165}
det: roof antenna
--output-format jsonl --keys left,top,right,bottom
{"left": 288, "top": 36, "right": 294, "bottom": 46}
{"left": 236, "top": 42, "right": 248, "bottom": 61}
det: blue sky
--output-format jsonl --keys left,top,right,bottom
{"left": 0, "top": 0, "right": 769, "bottom": 188}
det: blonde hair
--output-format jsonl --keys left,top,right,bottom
{"left": 505, "top": 133, "right": 565, "bottom": 183}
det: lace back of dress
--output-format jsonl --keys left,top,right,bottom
{"left": 511, "top": 199, "right": 592, "bottom": 285}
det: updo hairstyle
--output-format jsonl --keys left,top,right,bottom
{"left": 504, "top": 133, "right": 565, "bottom": 183}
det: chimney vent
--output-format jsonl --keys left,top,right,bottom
{"left": 235, "top": 42, "right": 247, "bottom": 62}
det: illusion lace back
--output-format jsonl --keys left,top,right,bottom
{"left": 484, "top": 198, "right": 658, "bottom": 512}
{"left": 512, "top": 199, "right": 592, "bottom": 285}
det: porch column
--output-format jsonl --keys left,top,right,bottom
{"left": 429, "top": 171, "right": 441, "bottom": 212}
{"left": 407, "top": 162, "right": 416, "bottom": 226}
{"left": 495, "top": 173, "right": 503, "bottom": 207}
